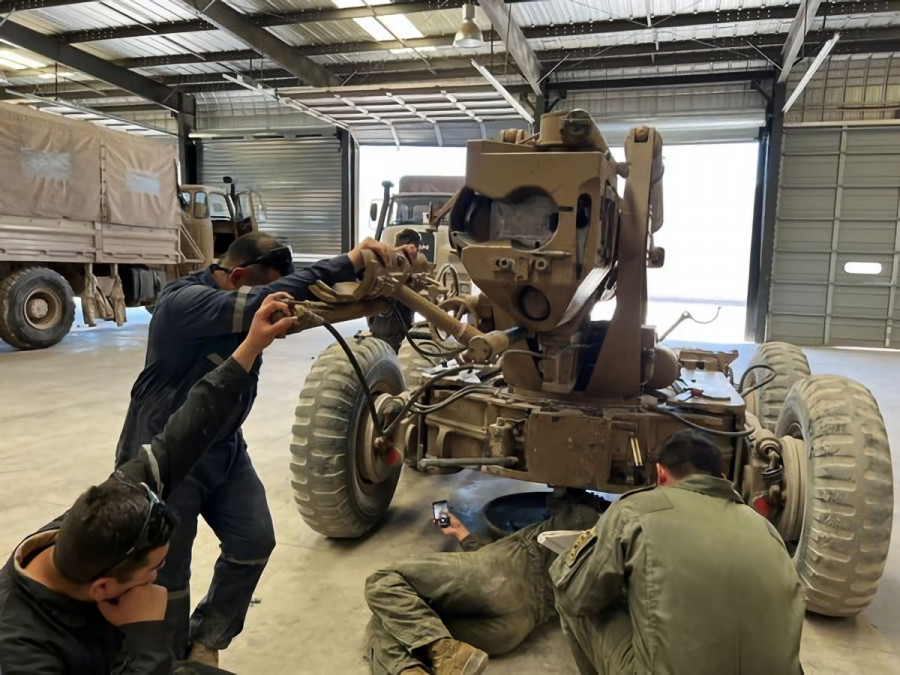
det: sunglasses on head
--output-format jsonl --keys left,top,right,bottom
{"left": 241, "top": 246, "right": 295, "bottom": 276}
{"left": 91, "top": 482, "right": 166, "bottom": 581}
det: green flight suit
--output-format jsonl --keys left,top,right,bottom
{"left": 364, "top": 503, "right": 600, "bottom": 674}
{"left": 550, "top": 474, "right": 805, "bottom": 675}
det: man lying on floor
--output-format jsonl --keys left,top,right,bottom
{"left": 363, "top": 492, "right": 607, "bottom": 675}
{"left": 0, "top": 294, "right": 296, "bottom": 675}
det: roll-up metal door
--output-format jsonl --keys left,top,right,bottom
{"left": 767, "top": 125, "right": 900, "bottom": 348}
{"left": 201, "top": 135, "right": 344, "bottom": 259}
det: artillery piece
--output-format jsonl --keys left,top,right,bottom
{"left": 287, "top": 110, "right": 892, "bottom": 618}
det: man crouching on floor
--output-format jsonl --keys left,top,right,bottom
{"left": 0, "top": 294, "right": 296, "bottom": 674}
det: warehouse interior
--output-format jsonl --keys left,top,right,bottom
{"left": 1, "top": 0, "right": 900, "bottom": 673}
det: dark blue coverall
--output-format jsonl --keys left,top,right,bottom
{"left": 115, "top": 255, "right": 356, "bottom": 657}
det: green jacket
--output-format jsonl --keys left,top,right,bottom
{"left": 550, "top": 475, "right": 804, "bottom": 675}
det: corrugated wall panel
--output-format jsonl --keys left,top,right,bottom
{"left": 767, "top": 125, "right": 900, "bottom": 348}
{"left": 201, "top": 136, "right": 343, "bottom": 258}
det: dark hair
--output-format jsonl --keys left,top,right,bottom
{"left": 657, "top": 430, "right": 723, "bottom": 480}
{"left": 395, "top": 228, "right": 422, "bottom": 247}
{"left": 221, "top": 232, "right": 281, "bottom": 268}
{"left": 53, "top": 479, "right": 175, "bottom": 584}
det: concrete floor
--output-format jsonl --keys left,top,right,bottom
{"left": 2, "top": 311, "right": 900, "bottom": 674}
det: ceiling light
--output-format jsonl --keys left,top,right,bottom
{"left": 379, "top": 14, "right": 423, "bottom": 40}
{"left": 390, "top": 46, "right": 436, "bottom": 55}
{"left": 331, "top": 0, "right": 390, "bottom": 7}
{"left": 454, "top": 3, "right": 483, "bottom": 49}
{"left": 0, "top": 49, "right": 46, "bottom": 69}
{"left": 0, "top": 58, "right": 25, "bottom": 70}
{"left": 39, "top": 71, "right": 75, "bottom": 79}
{"left": 354, "top": 16, "right": 393, "bottom": 41}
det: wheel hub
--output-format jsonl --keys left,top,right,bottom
{"left": 357, "top": 393, "right": 401, "bottom": 485}
{"left": 776, "top": 435, "right": 807, "bottom": 547}
{"left": 24, "top": 288, "right": 62, "bottom": 330}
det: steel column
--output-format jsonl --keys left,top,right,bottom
{"left": 752, "top": 81, "right": 787, "bottom": 343}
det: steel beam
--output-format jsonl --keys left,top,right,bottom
{"left": 59, "top": 1, "right": 469, "bottom": 44}
{"left": 0, "top": 19, "right": 193, "bottom": 112}
{"left": 751, "top": 81, "right": 787, "bottom": 342}
{"left": 55, "top": 0, "right": 898, "bottom": 48}
{"left": 783, "top": 32, "right": 840, "bottom": 112}
{"left": 0, "top": 0, "right": 92, "bottom": 11}
{"left": 174, "top": 0, "right": 337, "bottom": 87}
{"left": 478, "top": 0, "right": 542, "bottom": 95}
{"left": 780, "top": 0, "right": 823, "bottom": 82}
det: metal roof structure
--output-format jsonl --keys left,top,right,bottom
{"left": 0, "top": 0, "right": 896, "bottom": 135}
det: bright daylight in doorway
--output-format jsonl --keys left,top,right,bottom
{"left": 359, "top": 141, "right": 759, "bottom": 344}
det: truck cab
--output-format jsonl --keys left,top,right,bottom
{"left": 179, "top": 177, "right": 267, "bottom": 265}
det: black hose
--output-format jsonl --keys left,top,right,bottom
{"left": 322, "top": 322, "right": 381, "bottom": 431}
{"left": 380, "top": 363, "right": 478, "bottom": 436}
{"left": 394, "top": 306, "right": 465, "bottom": 359}
{"left": 738, "top": 364, "right": 776, "bottom": 393}
{"left": 649, "top": 405, "right": 754, "bottom": 438}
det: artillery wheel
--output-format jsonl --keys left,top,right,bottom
{"left": 775, "top": 375, "right": 893, "bottom": 617}
{"left": 0, "top": 267, "right": 75, "bottom": 350}
{"left": 744, "top": 342, "right": 810, "bottom": 432}
{"left": 290, "top": 337, "right": 405, "bottom": 538}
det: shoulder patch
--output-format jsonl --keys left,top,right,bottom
{"left": 618, "top": 485, "right": 674, "bottom": 513}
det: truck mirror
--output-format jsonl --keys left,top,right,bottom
{"left": 369, "top": 202, "right": 378, "bottom": 221}
{"left": 223, "top": 176, "right": 233, "bottom": 184}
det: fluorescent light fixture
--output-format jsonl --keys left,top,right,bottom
{"left": 354, "top": 16, "right": 393, "bottom": 41}
{"left": 0, "top": 58, "right": 25, "bottom": 70}
{"left": 379, "top": 14, "right": 424, "bottom": 40}
{"left": 39, "top": 71, "right": 75, "bottom": 79}
{"left": 844, "top": 261, "right": 882, "bottom": 275}
{"left": 332, "top": 0, "right": 390, "bottom": 7}
{"left": 390, "top": 46, "right": 436, "bottom": 55}
{"left": 0, "top": 50, "right": 46, "bottom": 69}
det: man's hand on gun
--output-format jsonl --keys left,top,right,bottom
{"left": 233, "top": 293, "right": 298, "bottom": 371}
{"left": 348, "top": 237, "right": 419, "bottom": 272}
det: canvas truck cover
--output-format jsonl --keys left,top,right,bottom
{"left": 0, "top": 101, "right": 180, "bottom": 264}
{"left": 397, "top": 175, "right": 464, "bottom": 194}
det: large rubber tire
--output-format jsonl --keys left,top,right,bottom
{"left": 744, "top": 342, "right": 810, "bottom": 432}
{"left": 776, "top": 375, "right": 893, "bottom": 617}
{"left": 0, "top": 267, "right": 75, "bottom": 350}
{"left": 290, "top": 337, "right": 405, "bottom": 538}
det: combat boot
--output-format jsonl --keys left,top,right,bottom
{"left": 187, "top": 643, "right": 219, "bottom": 667}
{"left": 425, "top": 638, "right": 488, "bottom": 675}
{"left": 399, "top": 668, "right": 429, "bottom": 674}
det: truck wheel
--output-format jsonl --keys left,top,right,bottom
{"left": 0, "top": 267, "right": 75, "bottom": 350}
{"left": 744, "top": 342, "right": 810, "bottom": 432}
{"left": 290, "top": 337, "right": 405, "bottom": 538}
{"left": 776, "top": 375, "right": 893, "bottom": 617}
{"left": 367, "top": 304, "right": 413, "bottom": 351}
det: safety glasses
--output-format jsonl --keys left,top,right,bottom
{"left": 242, "top": 246, "right": 295, "bottom": 276}
{"left": 91, "top": 482, "right": 165, "bottom": 580}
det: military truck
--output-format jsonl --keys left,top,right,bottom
{"left": 179, "top": 177, "right": 267, "bottom": 266}
{"left": 284, "top": 110, "right": 893, "bottom": 619}
{"left": 0, "top": 100, "right": 268, "bottom": 350}
{"left": 0, "top": 100, "right": 196, "bottom": 350}
{"left": 367, "top": 175, "right": 471, "bottom": 349}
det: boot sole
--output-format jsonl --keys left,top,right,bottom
{"left": 462, "top": 650, "right": 489, "bottom": 675}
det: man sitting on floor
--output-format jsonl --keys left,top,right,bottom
{"left": 551, "top": 429, "right": 805, "bottom": 675}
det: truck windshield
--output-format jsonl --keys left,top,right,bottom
{"left": 392, "top": 197, "right": 437, "bottom": 225}
{"left": 209, "top": 192, "right": 231, "bottom": 220}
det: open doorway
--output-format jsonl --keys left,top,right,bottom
{"left": 359, "top": 142, "right": 758, "bottom": 343}
{"left": 358, "top": 145, "right": 466, "bottom": 243}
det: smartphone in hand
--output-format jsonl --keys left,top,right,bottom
{"left": 432, "top": 500, "right": 451, "bottom": 528}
